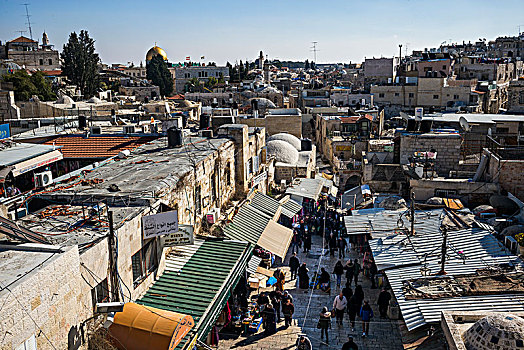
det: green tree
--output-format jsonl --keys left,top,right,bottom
{"left": 146, "top": 55, "right": 174, "bottom": 97}
{"left": 2, "top": 70, "right": 56, "bottom": 101}
{"left": 61, "top": 30, "right": 100, "bottom": 98}
{"left": 185, "top": 77, "right": 202, "bottom": 93}
{"left": 205, "top": 77, "right": 218, "bottom": 90}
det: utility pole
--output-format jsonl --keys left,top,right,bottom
{"left": 311, "top": 41, "right": 318, "bottom": 63}
{"left": 438, "top": 226, "right": 448, "bottom": 275}
{"left": 22, "top": 4, "right": 33, "bottom": 41}
{"left": 107, "top": 210, "right": 120, "bottom": 302}
{"left": 410, "top": 191, "right": 415, "bottom": 236}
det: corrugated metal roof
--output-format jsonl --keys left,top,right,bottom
{"left": 247, "top": 255, "right": 262, "bottom": 275}
{"left": 280, "top": 197, "right": 302, "bottom": 218}
{"left": 138, "top": 239, "right": 252, "bottom": 346}
{"left": 249, "top": 192, "right": 281, "bottom": 218}
{"left": 369, "top": 227, "right": 512, "bottom": 271}
{"left": 164, "top": 240, "right": 205, "bottom": 273}
{"left": 285, "top": 178, "right": 323, "bottom": 201}
{"left": 223, "top": 204, "right": 271, "bottom": 245}
{"left": 386, "top": 257, "right": 524, "bottom": 331}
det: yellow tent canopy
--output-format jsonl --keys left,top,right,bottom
{"left": 108, "top": 302, "right": 194, "bottom": 350}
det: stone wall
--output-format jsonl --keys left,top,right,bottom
{"left": 485, "top": 149, "right": 524, "bottom": 202}
{"left": 238, "top": 115, "right": 302, "bottom": 138}
{"left": 0, "top": 247, "right": 89, "bottom": 350}
{"left": 410, "top": 178, "right": 499, "bottom": 206}
{"left": 400, "top": 133, "right": 462, "bottom": 176}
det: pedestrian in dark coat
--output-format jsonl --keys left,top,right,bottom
{"left": 377, "top": 289, "right": 391, "bottom": 318}
{"left": 263, "top": 303, "right": 277, "bottom": 335}
{"left": 337, "top": 237, "right": 347, "bottom": 259}
{"left": 353, "top": 259, "right": 361, "bottom": 285}
{"left": 344, "top": 260, "right": 355, "bottom": 286}
{"left": 342, "top": 336, "right": 359, "bottom": 350}
{"left": 342, "top": 282, "right": 353, "bottom": 302}
{"left": 318, "top": 307, "right": 332, "bottom": 344}
{"left": 360, "top": 301, "right": 374, "bottom": 337}
{"left": 289, "top": 253, "right": 300, "bottom": 280}
{"left": 354, "top": 285, "right": 364, "bottom": 306}
{"left": 347, "top": 294, "right": 359, "bottom": 331}
{"left": 303, "top": 234, "right": 312, "bottom": 253}
{"left": 281, "top": 298, "right": 294, "bottom": 327}
{"left": 298, "top": 263, "right": 309, "bottom": 289}
{"left": 333, "top": 260, "right": 344, "bottom": 288}
{"left": 329, "top": 234, "right": 337, "bottom": 257}
{"left": 269, "top": 290, "right": 282, "bottom": 322}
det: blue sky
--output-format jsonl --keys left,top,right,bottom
{"left": 1, "top": 0, "right": 523, "bottom": 65}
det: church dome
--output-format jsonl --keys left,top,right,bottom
{"left": 464, "top": 313, "right": 524, "bottom": 350}
{"left": 146, "top": 46, "right": 168, "bottom": 62}
{"left": 267, "top": 133, "right": 301, "bottom": 151}
{"left": 267, "top": 140, "right": 299, "bottom": 165}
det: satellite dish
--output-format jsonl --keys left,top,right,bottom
{"left": 487, "top": 127, "right": 492, "bottom": 137}
{"left": 459, "top": 116, "right": 471, "bottom": 132}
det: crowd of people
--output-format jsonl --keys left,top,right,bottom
{"left": 251, "top": 196, "right": 393, "bottom": 349}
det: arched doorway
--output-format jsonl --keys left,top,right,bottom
{"left": 344, "top": 174, "right": 361, "bottom": 191}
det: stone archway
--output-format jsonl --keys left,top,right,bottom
{"left": 344, "top": 174, "right": 361, "bottom": 191}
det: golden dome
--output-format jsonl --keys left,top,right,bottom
{"left": 146, "top": 46, "right": 168, "bottom": 62}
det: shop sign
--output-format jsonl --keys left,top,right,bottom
{"left": 0, "top": 124, "right": 10, "bottom": 140}
{"left": 252, "top": 172, "right": 267, "bottom": 186}
{"left": 164, "top": 224, "right": 194, "bottom": 247}
{"left": 335, "top": 145, "right": 353, "bottom": 152}
{"left": 142, "top": 210, "right": 178, "bottom": 239}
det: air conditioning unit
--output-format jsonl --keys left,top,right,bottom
{"left": 123, "top": 125, "right": 135, "bottom": 134}
{"left": 7, "top": 208, "right": 27, "bottom": 220}
{"left": 90, "top": 126, "right": 102, "bottom": 135}
{"left": 199, "top": 129, "right": 213, "bottom": 138}
{"left": 333, "top": 131, "right": 341, "bottom": 137}
{"left": 505, "top": 236, "right": 518, "bottom": 254}
{"left": 206, "top": 208, "right": 220, "bottom": 224}
{"left": 34, "top": 171, "right": 53, "bottom": 188}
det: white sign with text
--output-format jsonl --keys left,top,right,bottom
{"left": 142, "top": 210, "right": 178, "bottom": 239}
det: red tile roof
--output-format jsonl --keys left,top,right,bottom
{"left": 339, "top": 114, "right": 373, "bottom": 124}
{"left": 9, "top": 36, "right": 37, "bottom": 43}
{"left": 167, "top": 94, "right": 185, "bottom": 100}
{"left": 42, "top": 70, "right": 62, "bottom": 76}
{"left": 44, "top": 135, "right": 159, "bottom": 159}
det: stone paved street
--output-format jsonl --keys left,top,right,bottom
{"left": 219, "top": 235, "right": 404, "bottom": 349}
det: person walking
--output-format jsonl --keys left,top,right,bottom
{"left": 298, "top": 263, "right": 310, "bottom": 290}
{"left": 296, "top": 335, "right": 312, "bottom": 350}
{"left": 283, "top": 290, "right": 294, "bottom": 304}
{"left": 329, "top": 233, "right": 337, "bottom": 257}
{"left": 319, "top": 267, "right": 331, "bottom": 293}
{"left": 290, "top": 230, "right": 300, "bottom": 254}
{"left": 353, "top": 259, "right": 361, "bottom": 286}
{"left": 342, "top": 282, "right": 353, "bottom": 303}
{"left": 337, "top": 236, "right": 347, "bottom": 259}
{"left": 289, "top": 252, "right": 300, "bottom": 280}
{"left": 263, "top": 303, "right": 277, "bottom": 335}
{"left": 318, "top": 307, "right": 332, "bottom": 344}
{"left": 354, "top": 285, "right": 364, "bottom": 306}
{"left": 269, "top": 290, "right": 282, "bottom": 323}
{"left": 281, "top": 298, "right": 294, "bottom": 328}
{"left": 347, "top": 294, "right": 359, "bottom": 331}
{"left": 344, "top": 260, "right": 355, "bottom": 286}
{"left": 377, "top": 288, "right": 392, "bottom": 318}
{"left": 274, "top": 268, "right": 285, "bottom": 292}
{"left": 332, "top": 291, "right": 348, "bottom": 326}
{"left": 303, "top": 233, "right": 312, "bottom": 253}
{"left": 342, "top": 335, "right": 359, "bottom": 350}
{"left": 359, "top": 301, "right": 374, "bottom": 337}
{"left": 333, "top": 260, "right": 344, "bottom": 288}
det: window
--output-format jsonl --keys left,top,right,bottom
{"left": 394, "top": 93, "right": 400, "bottom": 97}
{"left": 131, "top": 240, "right": 158, "bottom": 288}
{"left": 453, "top": 94, "right": 459, "bottom": 100}
{"left": 519, "top": 91, "right": 524, "bottom": 104}
{"left": 195, "top": 185, "right": 202, "bottom": 214}
{"left": 225, "top": 162, "right": 231, "bottom": 187}
{"left": 408, "top": 93, "right": 415, "bottom": 98}
{"left": 247, "top": 158, "right": 253, "bottom": 177}
{"left": 48, "top": 59, "right": 52, "bottom": 65}
{"left": 433, "top": 95, "right": 439, "bottom": 99}
{"left": 91, "top": 278, "right": 109, "bottom": 308}
{"left": 185, "top": 73, "right": 190, "bottom": 78}
{"left": 39, "top": 58, "right": 43, "bottom": 65}
{"left": 379, "top": 93, "right": 385, "bottom": 98}
{"left": 442, "top": 65, "right": 446, "bottom": 70}
{"left": 435, "top": 189, "right": 457, "bottom": 198}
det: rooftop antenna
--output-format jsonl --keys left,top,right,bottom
{"left": 16, "top": 30, "right": 27, "bottom": 37}
{"left": 22, "top": 3, "right": 33, "bottom": 41}
{"left": 405, "top": 43, "right": 410, "bottom": 57}
{"left": 311, "top": 41, "right": 318, "bottom": 63}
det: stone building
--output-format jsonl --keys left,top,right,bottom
{"left": 238, "top": 108, "right": 302, "bottom": 138}
{"left": 363, "top": 57, "right": 398, "bottom": 88}
{"left": 0, "top": 90, "right": 20, "bottom": 120}
{"left": 0, "top": 136, "right": 239, "bottom": 349}
{"left": 172, "top": 66, "right": 230, "bottom": 93}
{"left": 508, "top": 79, "right": 524, "bottom": 113}
{"left": 4, "top": 33, "right": 60, "bottom": 71}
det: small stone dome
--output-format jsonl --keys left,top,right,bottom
{"left": 267, "top": 133, "right": 301, "bottom": 151}
{"left": 87, "top": 96, "right": 101, "bottom": 103}
{"left": 464, "top": 313, "right": 524, "bottom": 350}
{"left": 56, "top": 95, "right": 74, "bottom": 105}
{"left": 244, "top": 97, "right": 276, "bottom": 109}
{"left": 266, "top": 140, "right": 299, "bottom": 165}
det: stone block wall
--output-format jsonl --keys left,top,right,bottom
{"left": 400, "top": 133, "right": 462, "bottom": 176}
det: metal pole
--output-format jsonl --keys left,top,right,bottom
{"left": 108, "top": 210, "right": 120, "bottom": 302}
{"left": 438, "top": 227, "right": 447, "bottom": 275}
{"left": 410, "top": 191, "right": 415, "bottom": 236}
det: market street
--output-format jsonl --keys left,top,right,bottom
{"left": 219, "top": 234, "right": 404, "bottom": 349}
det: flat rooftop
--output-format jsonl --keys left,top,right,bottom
{"left": 0, "top": 142, "right": 60, "bottom": 166}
